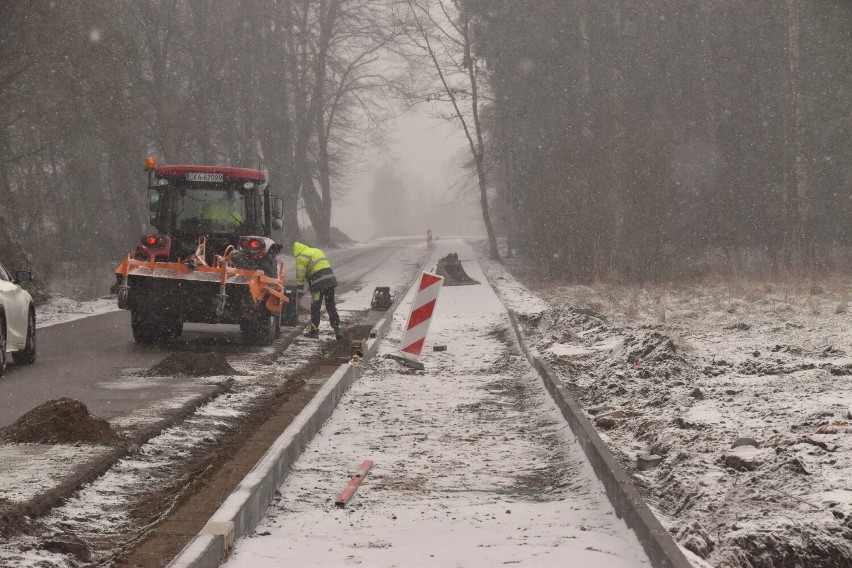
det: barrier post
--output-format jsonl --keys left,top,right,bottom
{"left": 399, "top": 272, "right": 443, "bottom": 356}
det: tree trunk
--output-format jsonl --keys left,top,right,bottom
{"left": 786, "top": 0, "right": 809, "bottom": 265}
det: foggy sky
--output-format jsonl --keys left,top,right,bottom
{"left": 332, "top": 108, "right": 485, "bottom": 242}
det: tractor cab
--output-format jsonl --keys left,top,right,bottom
{"left": 145, "top": 163, "right": 284, "bottom": 266}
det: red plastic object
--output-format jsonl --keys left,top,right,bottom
{"left": 335, "top": 460, "right": 374, "bottom": 507}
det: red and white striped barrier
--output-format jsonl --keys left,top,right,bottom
{"left": 399, "top": 272, "right": 444, "bottom": 356}
{"left": 335, "top": 459, "right": 373, "bottom": 507}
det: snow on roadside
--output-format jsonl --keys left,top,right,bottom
{"left": 479, "top": 251, "right": 852, "bottom": 567}
{"left": 36, "top": 294, "right": 120, "bottom": 328}
{"left": 225, "top": 240, "right": 650, "bottom": 568}
{"left": 0, "top": 444, "right": 115, "bottom": 503}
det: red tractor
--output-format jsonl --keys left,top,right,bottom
{"left": 115, "top": 159, "right": 288, "bottom": 345}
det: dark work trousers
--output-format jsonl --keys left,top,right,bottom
{"left": 310, "top": 287, "right": 340, "bottom": 331}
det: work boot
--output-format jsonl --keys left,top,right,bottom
{"left": 304, "top": 328, "right": 319, "bottom": 339}
{"left": 334, "top": 326, "right": 344, "bottom": 342}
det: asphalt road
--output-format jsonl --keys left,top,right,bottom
{"left": 0, "top": 241, "right": 414, "bottom": 427}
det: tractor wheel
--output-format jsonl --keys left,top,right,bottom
{"left": 241, "top": 312, "right": 277, "bottom": 346}
{"left": 132, "top": 311, "right": 181, "bottom": 344}
{"left": 163, "top": 318, "right": 183, "bottom": 339}
{"left": 13, "top": 309, "right": 36, "bottom": 365}
{"left": 0, "top": 315, "right": 6, "bottom": 377}
{"left": 131, "top": 311, "right": 158, "bottom": 344}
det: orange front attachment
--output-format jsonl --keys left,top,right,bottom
{"left": 115, "top": 255, "right": 288, "bottom": 313}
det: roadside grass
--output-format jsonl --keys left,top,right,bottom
{"left": 531, "top": 273, "right": 852, "bottom": 331}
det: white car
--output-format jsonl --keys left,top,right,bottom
{"left": 0, "top": 260, "right": 36, "bottom": 375}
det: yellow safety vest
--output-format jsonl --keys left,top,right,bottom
{"left": 293, "top": 241, "right": 335, "bottom": 289}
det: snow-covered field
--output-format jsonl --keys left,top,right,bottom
{"left": 14, "top": 238, "right": 849, "bottom": 567}
{"left": 482, "top": 253, "right": 852, "bottom": 567}
{"left": 225, "top": 241, "right": 650, "bottom": 567}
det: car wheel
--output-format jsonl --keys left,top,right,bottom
{"left": 0, "top": 316, "right": 6, "bottom": 377}
{"left": 13, "top": 309, "right": 36, "bottom": 365}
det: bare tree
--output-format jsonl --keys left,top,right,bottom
{"left": 398, "top": 0, "right": 500, "bottom": 259}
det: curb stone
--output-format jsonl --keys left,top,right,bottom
{"left": 505, "top": 310, "right": 694, "bottom": 568}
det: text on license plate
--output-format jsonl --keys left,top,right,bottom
{"left": 186, "top": 172, "right": 224, "bottom": 182}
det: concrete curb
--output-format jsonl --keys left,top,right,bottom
{"left": 168, "top": 362, "right": 360, "bottom": 568}
{"left": 505, "top": 311, "right": 693, "bottom": 568}
{"left": 167, "top": 255, "right": 424, "bottom": 568}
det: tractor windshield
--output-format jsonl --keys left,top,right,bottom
{"left": 176, "top": 187, "right": 246, "bottom": 233}
{"left": 149, "top": 173, "right": 266, "bottom": 235}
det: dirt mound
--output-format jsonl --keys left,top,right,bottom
{"left": 718, "top": 528, "right": 852, "bottom": 568}
{"left": 533, "top": 307, "right": 609, "bottom": 335}
{"left": 146, "top": 352, "right": 238, "bottom": 377}
{"left": 436, "top": 253, "right": 479, "bottom": 286}
{"left": 1, "top": 398, "right": 122, "bottom": 445}
{"left": 738, "top": 358, "right": 815, "bottom": 376}
{"left": 613, "top": 331, "right": 677, "bottom": 364}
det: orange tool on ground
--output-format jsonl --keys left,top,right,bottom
{"left": 335, "top": 460, "right": 374, "bottom": 508}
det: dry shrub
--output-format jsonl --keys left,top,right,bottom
{"left": 836, "top": 289, "right": 849, "bottom": 314}
{"left": 670, "top": 332, "right": 695, "bottom": 352}
{"left": 602, "top": 286, "right": 620, "bottom": 310}
{"left": 807, "top": 296, "right": 821, "bottom": 316}
{"left": 744, "top": 286, "right": 766, "bottom": 302}
{"left": 626, "top": 290, "right": 639, "bottom": 319}
{"left": 671, "top": 309, "right": 701, "bottom": 320}
{"left": 572, "top": 285, "right": 594, "bottom": 307}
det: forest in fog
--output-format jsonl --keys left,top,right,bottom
{"left": 469, "top": 0, "right": 852, "bottom": 280}
{"left": 0, "top": 0, "right": 393, "bottom": 283}
{"left": 1, "top": 1, "right": 851, "bottom": 287}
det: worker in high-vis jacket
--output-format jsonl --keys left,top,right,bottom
{"left": 293, "top": 241, "right": 342, "bottom": 340}
{"left": 201, "top": 193, "right": 243, "bottom": 231}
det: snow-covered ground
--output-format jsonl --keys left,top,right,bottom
{"left": 26, "top": 237, "right": 850, "bottom": 567}
{"left": 35, "top": 294, "right": 120, "bottom": 328}
{"left": 480, "top": 252, "right": 852, "bottom": 567}
{"left": 225, "top": 241, "right": 650, "bottom": 567}
{"left": 0, "top": 243, "right": 426, "bottom": 567}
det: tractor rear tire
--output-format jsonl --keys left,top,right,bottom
{"left": 164, "top": 318, "right": 183, "bottom": 339}
{"left": 132, "top": 311, "right": 157, "bottom": 344}
{"left": 241, "top": 312, "right": 278, "bottom": 346}
{"left": 132, "top": 311, "right": 182, "bottom": 344}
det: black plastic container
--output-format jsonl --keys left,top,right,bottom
{"left": 282, "top": 285, "right": 300, "bottom": 326}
